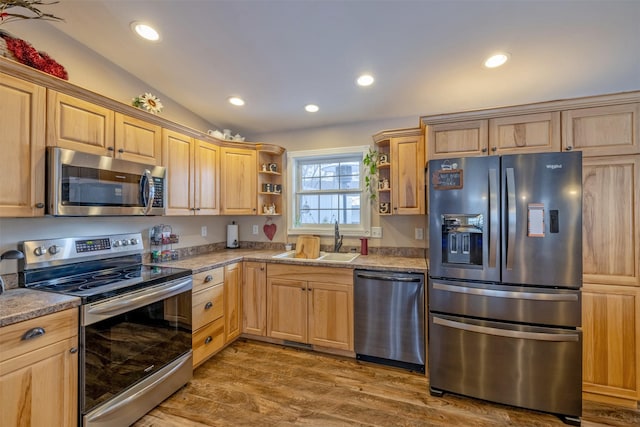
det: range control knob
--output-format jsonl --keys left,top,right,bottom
{"left": 113, "top": 240, "right": 121, "bottom": 247}
{"left": 34, "top": 246, "right": 47, "bottom": 256}
{"left": 48, "top": 245, "right": 61, "bottom": 255}
{"left": 121, "top": 239, "right": 130, "bottom": 246}
{"left": 129, "top": 238, "right": 139, "bottom": 245}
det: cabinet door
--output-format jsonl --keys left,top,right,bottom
{"left": 194, "top": 139, "right": 220, "bottom": 215}
{"left": 224, "top": 262, "right": 242, "bottom": 343}
{"left": 488, "top": 112, "right": 561, "bottom": 155}
{"left": 582, "top": 283, "right": 639, "bottom": 407}
{"left": 114, "top": 113, "right": 162, "bottom": 165}
{"left": 427, "top": 120, "right": 488, "bottom": 159}
{"left": 162, "top": 129, "right": 194, "bottom": 215}
{"left": 563, "top": 104, "right": 640, "bottom": 157}
{"left": 583, "top": 156, "right": 639, "bottom": 287}
{"left": 0, "top": 73, "right": 46, "bottom": 217}
{"left": 243, "top": 261, "right": 267, "bottom": 336}
{"left": 220, "top": 147, "right": 257, "bottom": 215}
{"left": 307, "top": 281, "right": 354, "bottom": 351}
{"left": 47, "top": 90, "right": 114, "bottom": 155}
{"left": 391, "top": 135, "right": 425, "bottom": 215}
{"left": 267, "top": 278, "right": 307, "bottom": 343}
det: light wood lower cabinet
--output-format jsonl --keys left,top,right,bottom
{"left": 582, "top": 283, "right": 640, "bottom": 407}
{"left": 243, "top": 261, "right": 267, "bottom": 336}
{"left": 224, "top": 263, "right": 242, "bottom": 343}
{"left": 266, "top": 264, "right": 354, "bottom": 351}
{"left": 0, "top": 308, "right": 78, "bottom": 427}
{"left": 191, "top": 268, "right": 225, "bottom": 368}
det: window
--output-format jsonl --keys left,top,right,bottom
{"left": 288, "top": 146, "right": 371, "bottom": 236}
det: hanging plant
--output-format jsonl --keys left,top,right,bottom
{"left": 0, "top": 1, "right": 64, "bottom": 25}
{"left": 362, "top": 147, "right": 380, "bottom": 202}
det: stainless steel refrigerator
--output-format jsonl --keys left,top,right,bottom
{"left": 428, "top": 151, "right": 582, "bottom": 426}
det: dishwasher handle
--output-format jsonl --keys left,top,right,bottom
{"left": 356, "top": 272, "right": 422, "bottom": 282}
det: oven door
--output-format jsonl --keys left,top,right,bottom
{"left": 80, "top": 277, "right": 192, "bottom": 415}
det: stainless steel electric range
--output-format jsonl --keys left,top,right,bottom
{"left": 19, "top": 232, "right": 193, "bottom": 427}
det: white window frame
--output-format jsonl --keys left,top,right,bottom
{"left": 287, "top": 146, "right": 371, "bottom": 237}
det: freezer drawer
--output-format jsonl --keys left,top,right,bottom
{"left": 429, "top": 313, "right": 582, "bottom": 419}
{"left": 429, "top": 278, "right": 581, "bottom": 327}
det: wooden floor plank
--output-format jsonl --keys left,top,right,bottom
{"left": 135, "top": 339, "right": 640, "bottom": 427}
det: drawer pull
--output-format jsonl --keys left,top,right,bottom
{"left": 22, "top": 327, "right": 45, "bottom": 341}
{"left": 70, "top": 347, "right": 78, "bottom": 354}
{"left": 204, "top": 336, "right": 213, "bottom": 344}
{"left": 204, "top": 275, "right": 213, "bottom": 283}
{"left": 204, "top": 301, "right": 213, "bottom": 310}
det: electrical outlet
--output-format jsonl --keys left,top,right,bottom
{"left": 415, "top": 228, "right": 424, "bottom": 240}
{"left": 201, "top": 226, "right": 207, "bottom": 237}
{"left": 371, "top": 227, "right": 382, "bottom": 238}
{"left": 252, "top": 225, "right": 259, "bottom": 235}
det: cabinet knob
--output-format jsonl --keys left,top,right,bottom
{"left": 204, "top": 336, "right": 213, "bottom": 345}
{"left": 566, "top": 146, "right": 573, "bottom": 151}
{"left": 35, "top": 203, "right": 44, "bottom": 209}
{"left": 118, "top": 148, "right": 124, "bottom": 153}
{"left": 107, "top": 147, "right": 114, "bottom": 151}
{"left": 204, "top": 274, "right": 213, "bottom": 283}
{"left": 260, "top": 266, "right": 265, "bottom": 271}
{"left": 196, "top": 208, "right": 201, "bottom": 211}
{"left": 204, "top": 301, "right": 213, "bottom": 310}
{"left": 70, "top": 347, "right": 78, "bottom": 354}
{"left": 481, "top": 148, "right": 488, "bottom": 153}
{"left": 491, "top": 147, "right": 497, "bottom": 152}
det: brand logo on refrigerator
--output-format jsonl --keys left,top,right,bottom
{"left": 546, "top": 164, "right": 563, "bottom": 170}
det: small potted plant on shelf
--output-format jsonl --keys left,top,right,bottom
{"left": 363, "top": 147, "right": 379, "bottom": 201}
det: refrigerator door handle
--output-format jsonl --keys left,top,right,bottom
{"left": 433, "top": 316, "right": 580, "bottom": 342}
{"left": 432, "top": 282, "right": 579, "bottom": 301}
{"left": 488, "top": 168, "right": 498, "bottom": 268}
{"left": 505, "top": 167, "right": 516, "bottom": 270}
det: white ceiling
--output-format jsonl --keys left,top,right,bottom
{"left": 41, "top": 0, "right": 640, "bottom": 135}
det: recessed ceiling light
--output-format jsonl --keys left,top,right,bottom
{"left": 484, "top": 53, "right": 509, "bottom": 68}
{"left": 131, "top": 22, "right": 160, "bottom": 41}
{"left": 357, "top": 74, "right": 375, "bottom": 86}
{"left": 228, "top": 96, "right": 245, "bottom": 106}
{"left": 305, "top": 104, "right": 319, "bottom": 113}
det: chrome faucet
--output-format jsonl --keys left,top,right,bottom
{"left": 334, "top": 220, "right": 343, "bottom": 253}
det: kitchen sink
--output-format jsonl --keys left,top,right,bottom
{"left": 272, "top": 251, "right": 359, "bottom": 263}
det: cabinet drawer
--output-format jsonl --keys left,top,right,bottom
{"left": 192, "top": 317, "right": 224, "bottom": 367}
{"left": 0, "top": 309, "right": 78, "bottom": 363}
{"left": 192, "top": 268, "right": 224, "bottom": 293}
{"left": 192, "top": 283, "right": 224, "bottom": 330}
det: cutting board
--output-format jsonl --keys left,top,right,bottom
{"left": 295, "top": 235, "right": 320, "bottom": 259}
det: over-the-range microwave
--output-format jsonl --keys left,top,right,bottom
{"left": 47, "top": 147, "right": 166, "bottom": 216}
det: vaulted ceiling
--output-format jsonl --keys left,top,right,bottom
{"left": 36, "top": 0, "right": 640, "bottom": 135}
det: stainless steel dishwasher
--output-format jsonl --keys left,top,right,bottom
{"left": 354, "top": 269, "right": 425, "bottom": 372}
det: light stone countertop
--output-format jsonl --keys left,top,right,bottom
{"left": 0, "top": 249, "right": 427, "bottom": 327}
{"left": 0, "top": 288, "right": 80, "bottom": 328}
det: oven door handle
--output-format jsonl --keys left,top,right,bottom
{"left": 84, "top": 278, "right": 191, "bottom": 325}
{"left": 433, "top": 316, "right": 580, "bottom": 342}
{"left": 432, "top": 282, "right": 579, "bottom": 302}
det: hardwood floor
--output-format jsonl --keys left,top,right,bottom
{"left": 136, "top": 339, "right": 640, "bottom": 426}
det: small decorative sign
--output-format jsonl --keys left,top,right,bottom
{"left": 432, "top": 169, "right": 463, "bottom": 190}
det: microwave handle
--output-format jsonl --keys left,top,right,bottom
{"left": 140, "top": 169, "right": 155, "bottom": 215}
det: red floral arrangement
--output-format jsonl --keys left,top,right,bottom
{"left": 1, "top": 32, "right": 67, "bottom": 79}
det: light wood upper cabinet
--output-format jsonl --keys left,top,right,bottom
{"left": 427, "top": 120, "right": 488, "bottom": 159}
{"left": 220, "top": 147, "right": 257, "bottom": 215}
{"left": 114, "top": 113, "right": 162, "bottom": 165}
{"left": 0, "top": 72, "right": 46, "bottom": 217}
{"left": 243, "top": 261, "right": 267, "bottom": 336}
{"left": 488, "top": 112, "right": 561, "bottom": 154}
{"left": 582, "top": 156, "right": 639, "bottom": 287}
{"left": 47, "top": 90, "right": 114, "bottom": 155}
{"left": 48, "top": 90, "right": 162, "bottom": 164}
{"left": 162, "top": 131, "right": 219, "bottom": 216}
{"left": 224, "top": 262, "right": 242, "bottom": 343}
{"left": 0, "top": 309, "right": 78, "bottom": 427}
{"left": 391, "top": 135, "right": 425, "bottom": 215}
{"left": 563, "top": 103, "right": 640, "bottom": 157}
{"left": 582, "top": 283, "right": 639, "bottom": 407}
{"left": 266, "top": 264, "right": 354, "bottom": 351}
